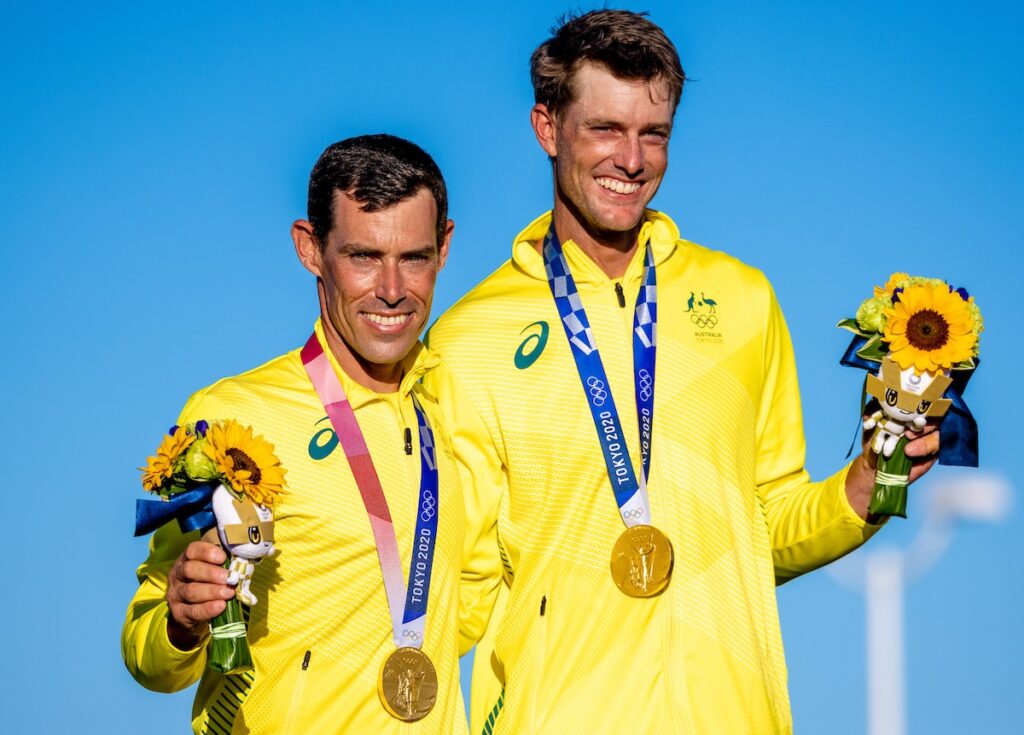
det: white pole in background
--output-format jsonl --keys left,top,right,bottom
{"left": 826, "top": 471, "right": 1011, "bottom": 735}
{"left": 865, "top": 551, "right": 905, "bottom": 735}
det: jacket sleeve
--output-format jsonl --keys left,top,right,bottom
{"left": 121, "top": 524, "right": 208, "bottom": 691}
{"left": 753, "top": 285, "right": 883, "bottom": 583}
{"left": 423, "top": 361, "right": 505, "bottom": 655}
{"left": 121, "top": 389, "right": 220, "bottom": 690}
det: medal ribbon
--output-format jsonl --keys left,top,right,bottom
{"left": 542, "top": 226, "right": 657, "bottom": 527}
{"left": 301, "top": 334, "right": 439, "bottom": 649}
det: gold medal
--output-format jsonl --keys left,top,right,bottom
{"left": 378, "top": 647, "right": 438, "bottom": 722}
{"left": 610, "top": 524, "right": 673, "bottom": 597}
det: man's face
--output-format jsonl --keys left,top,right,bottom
{"left": 297, "top": 188, "right": 451, "bottom": 388}
{"left": 541, "top": 63, "right": 674, "bottom": 236}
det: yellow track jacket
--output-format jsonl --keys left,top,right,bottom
{"left": 122, "top": 320, "right": 493, "bottom": 734}
{"left": 425, "top": 211, "right": 880, "bottom": 734}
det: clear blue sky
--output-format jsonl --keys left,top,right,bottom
{"left": 2, "top": 1, "right": 1020, "bottom": 732}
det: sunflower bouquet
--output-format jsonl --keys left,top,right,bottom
{"left": 135, "top": 419, "right": 286, "bottom": 673}
{"left": 838, "top": 273, "right": 983, "bottom": 518}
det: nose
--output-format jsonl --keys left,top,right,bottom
{"left": 616, "top": 134, "right": 644, "bottom": 178}
{"left": 377, "top": 260, "right": 406, "bottom": 308}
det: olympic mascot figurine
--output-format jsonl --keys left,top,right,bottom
{"left": 862, "top": 356, "right": 952, "bottom": 517}
{"left": 206, "top": 485, "right": 276, "bottom": 606}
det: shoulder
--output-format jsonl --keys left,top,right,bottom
{"left": 427, "top": 258, "right": 548, "bottom": 353}
{"left": 664, "top": 234, "right": 778, "bottom": 319}
{"left": 676, "top": 238, "right": 773, "bottom": 291}
{"left": 179, "top": 349, "right": 307, "bottom": 424}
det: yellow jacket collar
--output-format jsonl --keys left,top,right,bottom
{"left": 511, "top": 209, "right": 681, "bottom": 284}
{"left": 311, "top": 318, "right": 439, "bottom": 409}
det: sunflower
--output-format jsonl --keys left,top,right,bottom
{"left": 140, "top": 426, "right": 195, "bottom": 492}
{"left": 883, "top": 282, "right": 976, "bottom": 373}
{"left": 203, "top": 419, "right": 287, "bottom": 506}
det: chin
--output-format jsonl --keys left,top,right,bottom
{"left": 594, "top": 209, "right": 646, "bottom": 233}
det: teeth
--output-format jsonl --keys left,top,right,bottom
{"left": 365, "top": 313, "right": 411, "bottom": 326}
{"left": 596, "top": 177, "right": 641, "bottom": 195}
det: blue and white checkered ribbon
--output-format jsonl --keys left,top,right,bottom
{"left": 542, "top": 226, "right": 657, "bottom": 527}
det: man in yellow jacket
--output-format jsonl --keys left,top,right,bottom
{"left": 426, "top": 11, "right": 941, "bottom": 734}
{"left": 123, "top": 135, "right": 493, "bottom": 733}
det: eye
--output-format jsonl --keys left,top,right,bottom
{"left": 642, "top": 130, "right": 669, "bottom": 143}
{"left": 248, "top": 526, "right": 261, "bottom": 544}
{"left": 885, "top": 389, "right": 898, "bottom": 407}
{"left": 917, "top": 400, "right": 932, "bottom": 414}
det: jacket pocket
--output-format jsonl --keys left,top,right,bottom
{"left": 283, "top": 650, "right": 312, "bottom": 735}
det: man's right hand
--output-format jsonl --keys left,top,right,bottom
{"left": 165, "top": 541, "right": 235, "bottom": 651}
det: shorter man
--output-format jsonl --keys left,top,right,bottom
{"left": 123, "top": 134, "right": 491, "bottom": 733}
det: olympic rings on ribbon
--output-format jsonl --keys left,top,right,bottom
{"left": 420, "top": 493, "right": 436, "bottom": 521}
{"left": 638, "top": 369, "right": 653, "bottom": 401}
{"left": 621, "top": 508, "right": 645, "bottom": 520}
{"left": 586, "top": 375, "right": 607, "bottom": 406}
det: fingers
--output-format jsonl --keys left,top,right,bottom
{"left": 180, "top": 557, "right": 229, "bottom": 585}
{"left": 166, "top": 542, "right": 234, "bottom": 633}
{"left": 185, "top": 540, "right": 227, "bottom": 566}
{"left": 177, "top": 581, "right": 235, "bottom": 605}
{"left": 905, "top": 428, "right": 941, "bottom": 459}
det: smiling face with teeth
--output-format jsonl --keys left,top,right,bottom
{"left": 293, "top": 187, "right": 452, "bottom": 392}
{"left": 532, "top": 62, "right": 674, "bottom": 276}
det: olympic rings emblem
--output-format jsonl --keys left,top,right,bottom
{"left": 402, "top": 630, "right": 423, "bottom": 640}
{"left": 420, "top": 493, "right": 437, "bottom": 521}
{"left": 586, "top": 376, "right": 607, "bottom": 406}
{"left": 621, "top": 508, "right": 644, "bottom": 520}
{"left": 690, "top": 313, "right": 718, "bottom": 329}
{"left": 638, "top": 369, "right": 653, "bottom": 401}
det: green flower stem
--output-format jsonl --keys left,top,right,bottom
{"left": 869, "top": 436, "right": 912, "bottom": 519}
{"left": 207, "top": 558, "right": 253, "bottom": 674}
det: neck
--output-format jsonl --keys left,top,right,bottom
{"left": 551, "top": 192, "right": 641, "bottom": 279}
{"left": 321, "top": 328, "right": 403, "bottom": 393}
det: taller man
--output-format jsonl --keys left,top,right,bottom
{"left": 427, "top": 11, "right": 939, "bottom": 734}
{"left": 123, "top": 134, "right": 492, "bottom": 733}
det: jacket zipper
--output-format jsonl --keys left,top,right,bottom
{"left": 283, "top": 650, "right": 311, "bottom": 735}
{"left": 614, "top": 282, "right": 626, "bottom": 308}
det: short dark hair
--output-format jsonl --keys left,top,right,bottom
{"left": 307, "top": 134, "right": 448, "bottom": 248}
{"left": 531, "top": 10, "right": 686, "bottom": 116}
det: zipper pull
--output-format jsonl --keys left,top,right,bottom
{"left": 404, "top": 428, "right": 412, "bottom": 455}
{"left": 301, "top": 650, "right": 311, "bottom": 670}
{"left": 540, "top": 595, "right": 547, "bottom": 616}
{"left": 614, "top": 282, "right": 626, "bottom": 308}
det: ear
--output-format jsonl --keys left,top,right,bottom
{"left": 437, "top": 219, "right": 454, "bottom": 271}
{"left": 531, "top": 103, "right": 559, "bottom": 158}
{"left": 291, "top": 219, "right": 322, "bottom": 277}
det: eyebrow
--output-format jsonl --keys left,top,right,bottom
{"left": 583, "top": 118, "right": 672, "bottom": 135}
{"left": 584, "top": 118, "right": 622, "bottom": 129}
{"left": 337, "top": 243, "right": 437, "bottom": 257}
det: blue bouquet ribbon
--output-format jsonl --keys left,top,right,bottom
{"left": 840, "top": 335, "right": 978, "bottom": 467}
{"left": 134, "top": 482, "right": 220, "bottom": 537}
